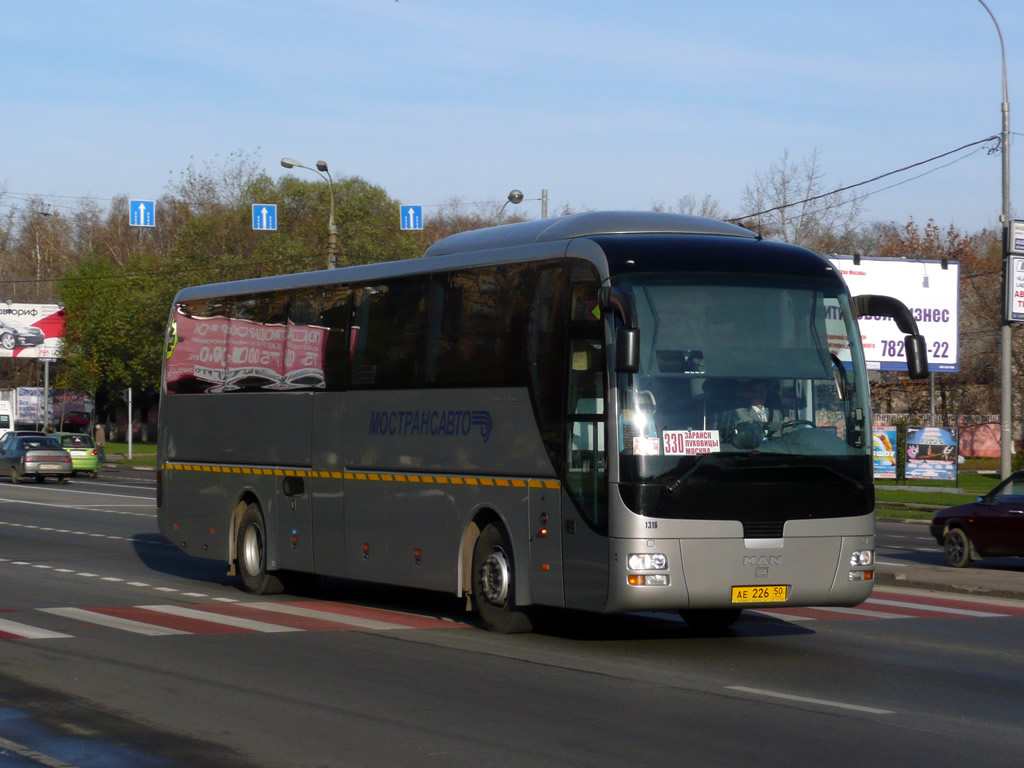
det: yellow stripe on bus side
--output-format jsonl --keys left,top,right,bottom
{"left": 160, "top": 463, "right": 558, "bottom": 490}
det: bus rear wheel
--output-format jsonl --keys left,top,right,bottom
{"left": 236, "top": 503, "right": 284, "bottom": 595}
{"left": 471, "top": 523, "right": 532, "bottom": 634}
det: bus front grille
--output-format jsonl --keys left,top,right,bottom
{"left": 743, "top": 520, "right": 785, "bottom": 539}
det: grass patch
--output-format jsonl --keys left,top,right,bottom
{"left": 876, "top": 504, "right": 935, "bottom": 521}
{"left": 104, "top": 441, "right": 157, "bottom": 468}
{"left": 875, "top": 471, "right": 1000, "bottom": 520}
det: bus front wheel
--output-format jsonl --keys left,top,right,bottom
{"left": 236, "top": 504, "right": 284, "bottom": 595}
{"left": 471, "top": 523, "right": 532, "bottom": 634}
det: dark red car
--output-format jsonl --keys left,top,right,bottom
{"left": 930, "top": 471, "right": 1024, "bottom": 567}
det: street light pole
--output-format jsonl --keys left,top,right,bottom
{"left": 280, "top": 157, "right": 338, "bottom": 269}
{"left": 976, "top": 1, "right": 1013, "bottom": 478}
{"left": 500, "top": 188, "right": 549, "bottom": 220}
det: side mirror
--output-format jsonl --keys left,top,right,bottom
{"left": 904, "top": 334, "right": 928, "bottom": 380}
{"left": 615, "top": 327, "right": 640, "bottom": 373}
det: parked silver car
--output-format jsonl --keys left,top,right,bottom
{"left": 0, "top": 436, "right": 72, "bottom": 483}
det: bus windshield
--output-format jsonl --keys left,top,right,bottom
{"left": 616, "top": 275, "right": 873, "bottom": 520}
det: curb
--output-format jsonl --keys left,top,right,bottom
{"left": 875, "top": 564, "right": 1024, "bottom": 601}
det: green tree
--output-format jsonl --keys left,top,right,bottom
{"left": 57, "top": 251, "right": 177, "bottom": 404}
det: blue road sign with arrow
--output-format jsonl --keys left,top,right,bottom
{"left": 252, "top": 204, "right": 278, "bottom": 231}
{"left": 129, "top": 199, "right": 156, "bottom": 227}
{"left": 400, "top": 205, "right": 423, "bottom": 231}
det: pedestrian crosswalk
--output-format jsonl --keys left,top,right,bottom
{"left": 2, "top": 589, "right": 1023, "bottom": 641}
{"left": 746, "top": 589, "right": 1024, "bottom": 623}
{"left": 0, "top": 599, "right": 468, "bottom": 640}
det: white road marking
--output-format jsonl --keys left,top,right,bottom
{"left": 726, "top": 686, "right": 894, "bottom": 714}
{"left": 2, "top": 487, "right": 153, "bottom": 501}
{"left": 40, "top": 607, "right": 189, "bottom": 636}
{"left": 245, "top": 601, "right": 412, "bottom": 630}
{"left": 867, "top": 597, "right": 1005, "bottom": 618}
{"left": 0, "top": 617, "right": 73, "bottom": 639}
{"left": 137, "top": 605, "right": 302, "bottom": 633}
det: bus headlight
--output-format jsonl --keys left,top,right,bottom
{"left": 628, "top": 553, "right": 668, "bottom": 571}
{"left": 850, "top": 550, "right": 874, "bottom": 567}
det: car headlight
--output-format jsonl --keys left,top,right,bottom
{"left": 850, "top": 550, "right": 874, "bottom": 567}
{"left": 627, "top": 553, "right": 668, "bottom": 571}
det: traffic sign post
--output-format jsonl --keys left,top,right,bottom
{"left": 400, "top": 205, "right": 423, "bottom": 231}
{"left": 1007, "top": 221, "right": 1024, "bottom": 323}
{"left": 252, "top": 204, "right": 278, "bottom": 231}
{"left": 129, "top": 200, "right": 156, "bottom": 227}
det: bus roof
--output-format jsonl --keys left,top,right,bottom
{"left": 424, "top": 211, "right": 757, "bottom": 257}
{"left": 172, "top": 211, "right": 768, "bottom": 303}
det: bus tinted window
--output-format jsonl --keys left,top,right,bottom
{"left": 165, "top": 292, "right": 330, "bottom": 393}
{"left": 350, "top": 279, "right": 428, "bottom": 388}
{"left": 427, "top": 264, "right": 531, "bottom": 388}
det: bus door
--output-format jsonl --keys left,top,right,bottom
{"left": 561, "top": 325, "right": 610, "bottom": 612}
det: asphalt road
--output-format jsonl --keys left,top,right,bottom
{"left": 2, "top": 472, "right": 1023, "bottom": 767}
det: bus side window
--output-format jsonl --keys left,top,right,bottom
{"left": 349, "top": 279, "right": 428, "bottom": 389}
{"left": 317, "top": 286, "right": 351, "bottom": 390}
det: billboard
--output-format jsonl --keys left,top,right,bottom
{"left": 906, "top": 426, "right": 958, "bottom": 481}
{"left": 0, "top": 303, "right": 65, "bottom": 359}
{"left": 827, "top": 257, "right": 959, "bottom": 373}
{"left": 872, "top": 427, "right": 897, "bottom": 479}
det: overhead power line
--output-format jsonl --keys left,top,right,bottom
{"left": 728, "top": 135, "right": 1001, "bottom": 223}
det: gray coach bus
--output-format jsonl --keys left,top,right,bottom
{"left": 157, "top": 211, "right": 927, "bottom": 632}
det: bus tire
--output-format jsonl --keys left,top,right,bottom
{"left": 236, "top": 503, "right": 284, "bottom": 595}
{"left": 943, "top": 527, "right": 973, "bottom": 568}
{"left": 680, "top": 608, "right": 742, "bottom": 634}
{"left": 471, "top": 523, "right": 532, "bottom": 634}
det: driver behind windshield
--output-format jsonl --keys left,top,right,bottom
{"left": 724, "top": 379, "right": 784, "bottom": 446}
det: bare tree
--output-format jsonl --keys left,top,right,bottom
{"left": 738, "top": 148, "right": 862, "bottom": 252}
{"left": 675, "top": 193, "right": 724, "bottom": 219}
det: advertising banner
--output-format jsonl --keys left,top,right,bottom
{"left": 872, "top": 427, "right": 897, "bottom": 479}
{"left": 827, "top": 257, "right": 959, "bottom": 373}
{"left": 12, "top": 388, "right": 92, "bottom": 428}
{"left": 0, "top": 303, "right": 65, "bottom": 359}
{"left": 906, "top": 426, "right": 958, "bottom": 481}
{"left": 165, "top": 310, "right": 327, "bottom": 392}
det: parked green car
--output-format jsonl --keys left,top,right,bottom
{"left": 55, "top": 432, "right": 100, "bottom": 477}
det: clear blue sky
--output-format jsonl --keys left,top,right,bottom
{"left": 3, "top": 0, "right": 1023, "bottom": 234}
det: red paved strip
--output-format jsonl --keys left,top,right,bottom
{"left": 276, "top": 600, "right": 467, "bottom": 629}
{"left": 186, "top": 603, "right": 365, "bottom": 632}
{"left": 89, "top": 605, "right": 251, "bottom": 634}
{"left": 871, "top": 589, "right": 1024, "bottom": 616}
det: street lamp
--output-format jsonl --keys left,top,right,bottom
{"left": 975, "top": 0, "right": 1013, "bottom": 478}
{"left": 499, "top": 188, "right": 549, "bottom": 221}
{"left": 280, "top": 157, "right": 338, "bottom": 269}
